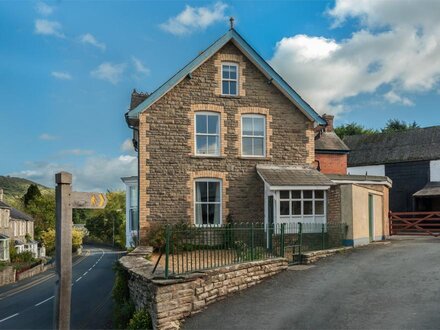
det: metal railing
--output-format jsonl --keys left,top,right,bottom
{"left": 162, "top": 222, "right": 347, "bottom": 278}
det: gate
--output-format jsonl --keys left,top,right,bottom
{"left": 389, "top": 211, "right": 440, "bottom": 237}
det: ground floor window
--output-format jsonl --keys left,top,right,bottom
{"left": 195, "top": 179, "right": 222, "bottom": 225}
{"left": 0, "top": 238, "right": 9, "bottom": 261}
{"left": 279, "top": 190, "right": 326, "bottom": 224}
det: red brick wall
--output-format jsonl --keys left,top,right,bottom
{"left": 315, "top": 153, "right": 347, "bottom": 175}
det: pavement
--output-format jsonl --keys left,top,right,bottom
{"left": 0, "top": 245, "right": 125, "bottom": 329}
{"left": 184, "top": 237, "right": 440, "bottom": 330}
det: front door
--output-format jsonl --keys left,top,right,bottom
{"left": 369, "top": 194, "right": 374, "bottom": 242}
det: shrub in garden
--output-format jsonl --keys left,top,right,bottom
{"left": 112, "top": 261, "right": 136, "bottom": 329}
{"left": 127, "top": 309, "right": 152, "bottom": 330}
{"left": 10, "top": 251, "right": 34, "bottom": 263}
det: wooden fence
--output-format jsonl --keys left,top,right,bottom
{"left": 389, "top": 211, "right": 440, "bottom": 237}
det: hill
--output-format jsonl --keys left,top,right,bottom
{"left": 0, "top": 175, "right": 52, "bottom": 205}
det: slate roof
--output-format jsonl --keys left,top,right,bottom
{"left": 413, "top": 182, "right": 440, "bottom": 197}
{"left": 126, "top": 28, "right": 325, "bottom": 126}
{"left": 327, "top": 174, "right": 392, "bottom": 186}
{"left": 0, "top": 200, "right": 10, "bottom": 209}
{"left": 315, "top": 131, "right": 350, "bottom": 153}
{"left": 344, "top": 126, "right": 440, "bottom": 166}
{"left": 10, "top": 207, "right": 34, "bottom": 222}
{"left": 257, "top": 165, "right": 334, "bottom": 187}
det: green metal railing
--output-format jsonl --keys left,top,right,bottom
{"left": 163, "top": 222, "right": 347, "bottom": 278}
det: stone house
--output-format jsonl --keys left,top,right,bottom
{"left": 124, "top": 28, "right": 391, "bottom": 247}
{"left": 0, "top": 189, "right": 37, "bottom": 258}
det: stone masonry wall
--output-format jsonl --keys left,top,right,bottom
{"left": 120, "top": 254, "right": 288, "bottom": 330}
{"left": 137, "top": 41, "right": 314, "bottom": 242}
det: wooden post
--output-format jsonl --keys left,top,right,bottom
{"left": 55, "top": 172, "right": 72, "bottom": 330}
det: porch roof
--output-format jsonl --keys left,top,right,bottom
{"left": 413, "top": 182, "right": 440, "bottom": 197}
{"left": 256, "top": 165, "right": 334, "bottom": 189}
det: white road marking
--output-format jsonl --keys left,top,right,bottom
{"left": 35, "top": 296, "right": 54, "bottom": 307}
{"left": 0, "top": 313, "right": 19, "bottom": 323}
{"left": 76, "top": 276, "right": 83, "bottom": 282}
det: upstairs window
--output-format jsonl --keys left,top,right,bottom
{"left": 221, "top": 63, "right": 238, "bottom": 96}
{"left": 195, "top": 112, "right": 220, "bottom": 156}
{"left": 242, "top": 114, "right": 265, "bottom": 157}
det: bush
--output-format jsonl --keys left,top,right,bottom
{"left": 41, "top": 228, "right": 84, "bottom": 255}
{"left": 11, "top": 251, "right": 34, "bottom": 263}
{"left": 114, "top": 300, "right": 135, "bottom": 329}
{"left": 146, "top": 222, "right": 166, "bottom": 251}
{"left": 127, "top": 309, "right": 152, "bottom": 330}
{"left": 112, "top": 261, "right": 135, "bottom": 329}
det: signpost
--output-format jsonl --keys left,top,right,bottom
{"left": 54, "top": 172, "right": 107, "bottom": 330}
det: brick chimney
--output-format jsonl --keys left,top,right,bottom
{"left": 322, "top": 114, "right": 334, "bottom": 132}
{"left": 130, "top": 89, "right": 149, "bottom": 110}
{"left": 0, "top": 189, "right": 3, "bottom": 202}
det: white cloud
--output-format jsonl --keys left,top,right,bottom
{"left": 131, "top": 57, "right": 150, "bottom": 76}
{"left": 34, "top": 19, "right": 65, "bottom": 38}
{"left": 51, "top": 71, "right": 72, "bottom": 80}
{"left": 10, "top": 155, "right": 137, "bottom": 191}
{"left": 269, "top": 0, "right": 440, "bottom": 115}
{"left": 160, "top": 2, "right": 228, "bottom": 35}
{"left": 39, "top": 133, "right": 58, "bottom": 141}
{"left": 35, "top": 2, "right": 54, "bottom": 16}
{"left": 79, "top": 33, "right": 106, "bottom": 51}
{"left": 60, "top": 149, "right": 95, "bottom": 156}
{"left": 121, "top": 139, "right": 134, "bottom": 152}
{"left": 91, "top": 62, "right": 126, "bottom": 85}
{"left": 384, "top": 91, "right": 414, "bottom": 106}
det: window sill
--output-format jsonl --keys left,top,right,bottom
{"left": 191, "top": 155, "right": 226, "bottom": 160}
{"left": 219, "top": 94, "right": 241, "bottom": 99}
{"left": 238, "top": 156, "right": 272, "bottom": 161}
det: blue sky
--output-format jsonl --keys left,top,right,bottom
{"left": 1, "top": 0, "right": 439, "bottom": 191}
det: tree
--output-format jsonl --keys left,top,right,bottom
{"left": 382, "top": 119, "right": 419, "bottom": 133}
{"left": 85, "top": 191, "right": 126, "bottom": 248}
{"left": 25, "top": 193, "right": 56, "bottom": 239}
{"left": 23, "top": 184, "right": 42, "bottom": 207}
{"left": 334, "top": 123, "right": 377, "bottom": 139}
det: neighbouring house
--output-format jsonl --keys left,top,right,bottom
{"left": 0, "top": 189, "right": 38, "bottom": 258}
{"left": 124, "top": 27, "right": 391, "bottom": 247}
{"left": 121, "top": 176, "right": 138, "bottom": 248}
{"left": 345, "top": 126, "right": 440, "bottom": 212}
{"left": 314, "top": 114, "right": 350, "bottom": 175}
{"left": 314, "top": 124, "right": 392, "bottom": 245}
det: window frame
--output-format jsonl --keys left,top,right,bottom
{"left": 194, "top": 112, "right": 221, "bottom": 157}
{"left": 241, "top": 114, "right": 266, "bottom": 157}
{"left": 194, "top": 178, "right": 222, "bottom": 226}
{"left": 221, "top": 62, "right": 239, "bottom": 96}
{"left": 279, "top": 190, "right": 327, "bottom": 223}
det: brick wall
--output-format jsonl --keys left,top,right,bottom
{"left": 327, "top": 185, "right": 342, "bottom": 225}
{"left": 315, "top": 153, "right": 347, "bottom": 174}
{"left": 137, "top": 42, "right": 314, "bottom": 242}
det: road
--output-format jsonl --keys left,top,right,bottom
{"left": 0, "top": 246, "right": 124, "bottom": 329}
{"left": 184, "top": 237, "right": 440, "bottom": 330}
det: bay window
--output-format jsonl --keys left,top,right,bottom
{"left": 279, "top": 190, "right": 326, "bottom": 224}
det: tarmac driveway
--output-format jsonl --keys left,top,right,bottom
{"left": 183, "top": 237, "right": 440, "bottom": 330}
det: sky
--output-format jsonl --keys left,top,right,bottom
{"left": 1, "top": 0, "right": 439, "bottom": 191}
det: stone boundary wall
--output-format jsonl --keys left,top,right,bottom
{"left": 302, "top": 247, "right": 352, "bottom": 264}
{"left": 0, "top": 266, "right": 16, "bottom": 286}
{"left": 120, "top": 253, "right": 287, "bottom": 330}
{"left": 16, "top": 263, "right": 54, "bottom": 281}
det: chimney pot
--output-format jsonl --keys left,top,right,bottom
{"left": 322, "top": 114, "right": 334, "bottom": 132}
